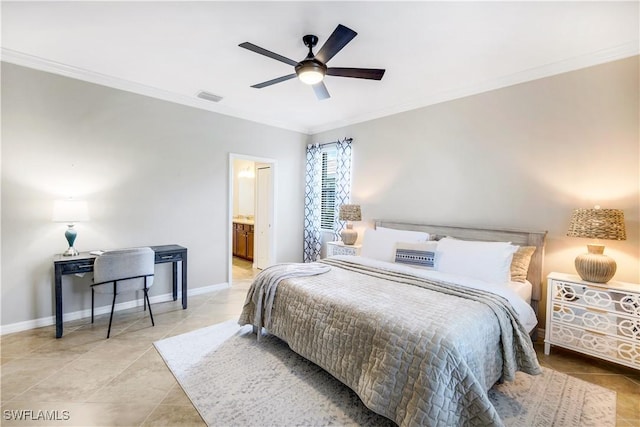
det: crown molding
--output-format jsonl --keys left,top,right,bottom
{"left": 308, "top": 41, "right": 640, "bottom": 134}
{"left": 3, "top": 42, "right": 638, "bottom": 136}
{"left": 0, "top": 48, "right": 309, "bottom": 134}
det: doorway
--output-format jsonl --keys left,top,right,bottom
{"left": 228, "top": 154, "right": 277, "bottom": 286}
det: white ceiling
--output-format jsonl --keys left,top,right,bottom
{"left": 2, "top": 1, "right": 638, "bottom": 134}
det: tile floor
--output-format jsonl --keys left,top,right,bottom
{"left": 1, "top": 259, "right": 638, "bottom": 426}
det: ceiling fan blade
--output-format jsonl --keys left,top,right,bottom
{"left": 239, "top": 42, "right": 298, "bottom": 67}
{"left": 315, "top": 24, "right": 357, "bottom": 64}
{"left": 327, "top": 68, "right": 386, "bottom": 80}
{"left": 312, "top": 82, "right": 330, "bottom": 100}
{"left": 251, "top": 74, "right": 297, "bottom": 88}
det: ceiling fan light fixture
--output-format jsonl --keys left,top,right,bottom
{"left": 298, "top": 69, "right": 324, "bottom": 85}
{"left": 295, "top": 60, "right": 327, "bottom": 85}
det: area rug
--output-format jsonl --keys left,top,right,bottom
{"left": 154, "top": 320, "right": 616, "bottom": 427}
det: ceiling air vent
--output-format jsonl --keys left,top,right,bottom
{"left": 196, "top": 91, "right": 223, "bottom": 103}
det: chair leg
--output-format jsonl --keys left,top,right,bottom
{"left": 91, "top": 289, "right": 95, "bottom": 324}
{"left": 144, "top": 288, "right": 155, "bottom": 327}
{"left": 106, "top": 293, "right": 117, "bottom": 339}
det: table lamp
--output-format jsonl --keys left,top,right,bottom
{"left": 566, "top": 206, "right": 626, "bottom": 283}
{"left": 52, "top": 199, "right": 90, "bottom": 256}
{"left": 339, "top": 204, "right": 361, "bottom": 245}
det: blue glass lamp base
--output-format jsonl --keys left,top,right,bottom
{"left": 63, "top": 225, "right": 79, "bottom": 257}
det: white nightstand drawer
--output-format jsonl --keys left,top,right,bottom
{"left": 551, "top": 280, "right": 640, "bottom": 316}
{"left": 326, "top": 241, "right": 361, "bottom": 257}
{"left": 549, "top": 322, "right": 640, "bottom": 368}
{"left": 551, "top": 303, "right": 639, "bottom": 340}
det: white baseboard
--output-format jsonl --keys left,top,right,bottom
{"left": 0, "top": 282, "right": 229, "bottom": 336}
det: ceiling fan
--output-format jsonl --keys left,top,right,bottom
{"left": 239, "top": 24, "right": 385, "bottom": 100}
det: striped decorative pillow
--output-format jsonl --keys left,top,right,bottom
{"left": 395, "top": 242, "right": 438, "bottom": 269}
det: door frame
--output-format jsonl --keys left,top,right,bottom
{"left": 228, "top": 153, "right": 277, "bottom": 285}
{"left": 254, "top": 163, "right": 273, "bottom": 270}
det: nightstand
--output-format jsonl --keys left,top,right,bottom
{"left": 326, "top": 241, "right": 362, "bottom": 257}
{"left": 545, "top": 272, "right": 640, "bottom": 370}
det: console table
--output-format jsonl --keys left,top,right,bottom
{"left": 53, "top": 244, "right": 187, "bottom": 338}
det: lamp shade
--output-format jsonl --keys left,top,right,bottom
{"left": 567, "top": 207, "right": 625, "bottom": 283}
{"left": 566, "top": 208, "right": 626, "bottom": 241}
{"left": 52, "top": 200, "right": 90, "bottom": 223}
{"left": 339, "top": 204, "right": 362, "bottom": 222}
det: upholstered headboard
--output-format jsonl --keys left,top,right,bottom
{"left": 375, "top": 220, "right": 547, "bottom": 309}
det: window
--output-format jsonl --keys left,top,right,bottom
{"left": 320, "top": 147, "right": 337, "bottom": 230}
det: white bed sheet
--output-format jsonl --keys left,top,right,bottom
{"left": 331, "top": 255, "right": 538, "bottom": 332}
{"left": 507, "top": 280, "right": 532, "bottom": 305}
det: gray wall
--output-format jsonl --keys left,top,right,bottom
{"left": 1, "top": 63, "right": 307, "bottom": 328}
{"left": 312, "top": 56, "right": 639, "bottom": 324}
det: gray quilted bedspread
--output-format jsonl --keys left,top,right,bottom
{"left": 239, "top": 258, "right": 541, "bottom": 427}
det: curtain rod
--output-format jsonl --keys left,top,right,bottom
{"left": 308, "top": 137, "right": 352, "bottom": 148}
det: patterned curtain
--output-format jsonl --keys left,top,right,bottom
{"left": 303, "top": 138, "right": 353, "bottom": 262}
{"left": 303, "top": 144, "right": 323, "bottom": 262}
{"left": 332, "top": 138, "right": 353, "bottom": 240}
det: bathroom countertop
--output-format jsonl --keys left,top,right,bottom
{"left": 233, "top": 218, "right": 254, "bottom": 225}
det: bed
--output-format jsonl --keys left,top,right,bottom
{"left": 239, "top": 221, "right": 547, "bottom": 427}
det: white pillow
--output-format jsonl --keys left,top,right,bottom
{"left": 376, "top": 226, "right": 430, "bottom": 242}
{"left": 436, "top": 237, "right": 518, "bottom": 284}
{"left": 361, "top": 228, "right": 428, "bottom": 262}
{"left": 394, "top": 241, "right": 439, "bottom": 269}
